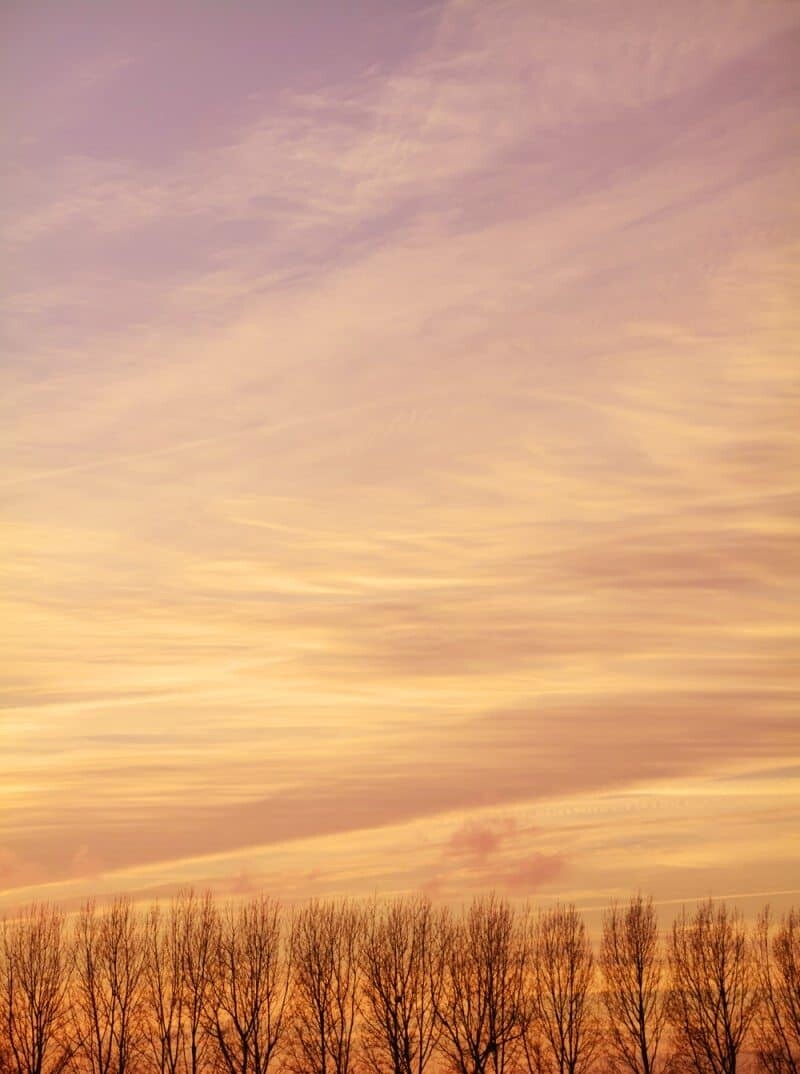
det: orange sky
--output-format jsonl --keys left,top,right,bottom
{"left": 1, "top": 0, "right": 799, "bottom": 918}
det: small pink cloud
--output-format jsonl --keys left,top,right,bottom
{"left": 496, "top": 853, "right": 565, "bottom": 894}
{"left": 429, "top": 820, "right": 565, "bottom": 899}
{"left": 446, "top": 817, "right": 518, "bottom": 863}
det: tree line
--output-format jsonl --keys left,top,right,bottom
{"left": 1, "top": 892, "right": 798, "bottom": 1074}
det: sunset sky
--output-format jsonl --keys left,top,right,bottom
{"left": 1, "top": 1, "right": 799, "bottom": 920}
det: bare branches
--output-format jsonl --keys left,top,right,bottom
{"left": 668, "top": 900, "right": 758, "bottom": 1074}
{"left": 142, "top": 901, "right": 187, "bottom": 1074}
{"left": 289, "top": 901, "right": 362, "bottom": 1074}
{"left": 69, "top": 898, "right": 146, "bottom": 1074}
{"left": 0, "top": 905, "right": 72, "bottom": 1074}
{"left": 177, "top": 892, "right": 216, "bottom": 1074}
{"left": 436, "top": 895, "right": 526, "bottom": 1074}
{"left": 359, "top": 896, "right": 444, "bottom": 1074}
{"left": 753, "top": 906, "right": 800, "bottom": 1074}
{"left": 600, "top": 895, "right": 667, "bottom": 1074}
{"left": 526, "top": 903, "right": 600, "bottom": 1074}
{"left": 204, "top": 897, "right": 290, "bottom": 1074}
{"left": 4, "top": 890, "right": 799, "bottom": 1074}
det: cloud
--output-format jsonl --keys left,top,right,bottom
{"left": 1, "top": 681, "right": 797, "bottom": 896}
{"left": 445, "top": 818, "right": 518, "bottom": 863}
{"left": 1, "top": 0, "right": 798, "bottom": 910}
{"left": 420, "top": 813, "right": 566, "bottom": 900}
{"left": 495, "top": 854, "right": 566, "bottom": 895}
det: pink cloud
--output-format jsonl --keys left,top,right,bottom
{"left": 495, "top": 853, "right": 565, "bottom": 895}
{"left": 427, "top": 817, "right": 564, "bottom": 899}
{"left": 445, "top": 817, "right": 518, "bottom": 863}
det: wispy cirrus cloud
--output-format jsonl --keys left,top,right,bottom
{"left": 1, "top": 0, "right": 798, "bottom": 913}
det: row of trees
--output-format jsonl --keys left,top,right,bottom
{"left": 1, "top": 893, "right": 798, "bottom": 1074}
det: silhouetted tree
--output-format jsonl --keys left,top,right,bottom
{"left": 142, "top": 901, "right": 187, "bottom": 1074}
{"left": 70, "top": 898, "right": 146, "bottom": 1074}
{"left": 6, "top": 889, "right": 798, "bottom": 1074}
{"left": 204, "top": 897, "right": 290, "bottom": 1074}
{"left": 753, "top": 906, "right": 800, "bottom": 1074}
{"left": 525, "top": 903, "right": 600, "bottom": 1074}
{"left": 177, "top": 892, "right": 216, "bottom": 1074}
{"left": 359, "top": 896, "right": 444, "bottom": 1074}
{"left": 600, "top": 895, "right": 668, "bottom": 1074}
{"left": 436, "top": 895, "right": 526, "bottom": 1074}
{"left": 668, "top": 900, "right": 758, "bottom": 1074}
{"left": 0, "top": 905, "right": 72, "bottom": 1074}
{"left": 289, "top": 901, "right": 362, "bottom": 1074}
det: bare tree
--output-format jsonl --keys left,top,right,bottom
{"left": 0, "top": 905, "right": 72, "bottom": 1074}
{"left": 435, "top": 895, "right": 526, "bottom": 1074}
{"left": 289, "top": 900, "right": 362, "bottom": 1074}
{"left": 359, "top": 896, "right": 444, "bottom": 1074}
{"left": 204, "top": 897, "right": 290, "bottom": 1074}
{"left": 525, "top": 903, "right": 600, "bottom": 1074}
{"left": 142, "top": 901, "right": 187, "bottom": 1074}
{"left": 668, "top": 900, "right": 758, "bottom": 1074}
{"left": 177, "top": 893, "right": 216, "bottom": 1074}
{"left": 600, "top": 895, "right": 668, "bottom": 1074}
{"left": 70, "top": 898, "right": 146, "bottom": 1074}
{"left": 753, "top": 906, "right": 800, "bottom": 1074}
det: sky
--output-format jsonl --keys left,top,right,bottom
{"left": 1, "top": 0, "right": 799, "bottom": 921}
